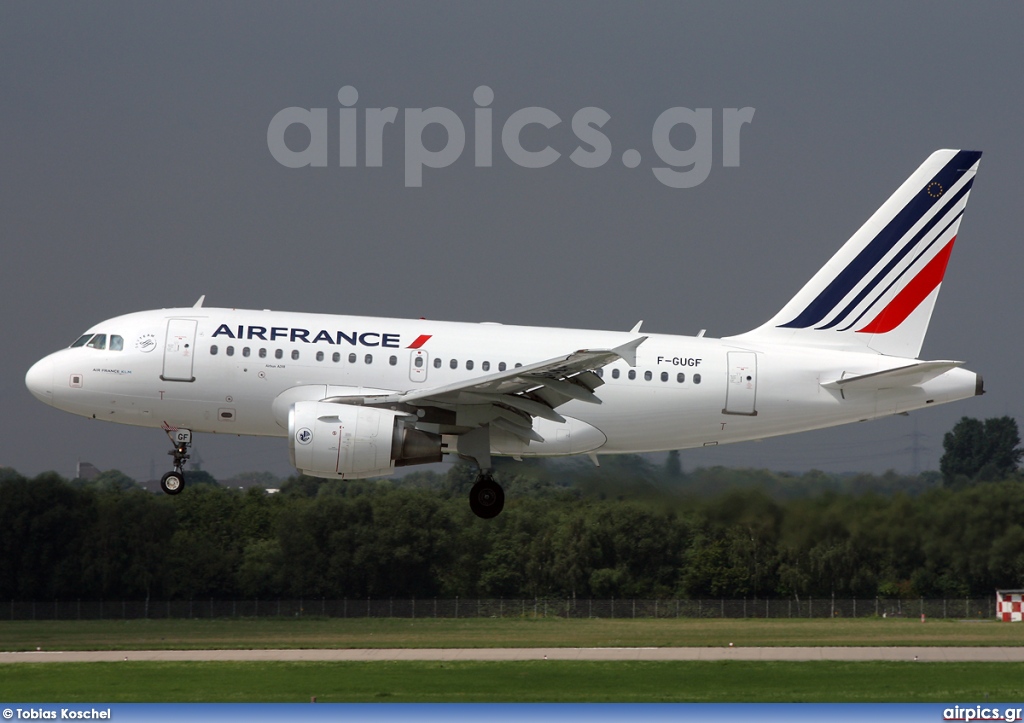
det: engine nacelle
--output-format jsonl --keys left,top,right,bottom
{"left": 288, "top": 401, "right": 442, "bottom": 479}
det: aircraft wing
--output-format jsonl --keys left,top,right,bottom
{"left": 325, "top": 336, "right": 646, "bottom": 441}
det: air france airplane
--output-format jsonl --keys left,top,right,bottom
{"left": 26, "top": 150, "right": 984, "bottom": 518}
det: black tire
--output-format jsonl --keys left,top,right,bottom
{"left": 469, "top": 476, "right": 505, "bottom": 519}
{"left": 160, "top": 470, "right": 185, "bottom": 495}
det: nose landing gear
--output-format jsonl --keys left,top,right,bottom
{"left": 160, "top": 427, "right": 192, "bottom": 496}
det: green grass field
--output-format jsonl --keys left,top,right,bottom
{"left": 3, "top": 618, "right": 1022, "bottom": 703}
{"left": 1, "top": 617, "right": 1021, "bottom": 652}
{"left": 0, "top": 660, "right": 1022, "bottom": 703}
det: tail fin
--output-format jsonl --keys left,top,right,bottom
{"left": 731, "top": 149, "right": 981, "bottom": 358}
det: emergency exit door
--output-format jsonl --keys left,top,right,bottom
{"left": 162, "top": 319, "right": 197, "bottom": 382}
{"left": 723, "top": 351, "right": 758, "bottom": 416}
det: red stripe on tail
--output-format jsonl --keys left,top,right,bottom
{"left": 857, "top": 238, "right": 955, "bottom": 334}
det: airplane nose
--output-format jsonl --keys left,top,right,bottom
{"left": 25, "top": 356, "right": 55, "bottom": 405}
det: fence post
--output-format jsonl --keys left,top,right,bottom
{"left": 77, "top": 599, "right": 81, "bottom": 621}
{"left": 831, "top": 593, "right": 835, "bottom": 619}
{"left": 456, "top": 596, "right": 459, "bottom": 619}
{"left": 632, "top": 599, "right": 635, "bottom": 619}
{"left": 853, "top": 598, "right": 856, "bottom": 618}
{"left": 743, "top": 598, "right": 746, "bottom": 618}
{"left": 943, "top": 598, "right": 946, "bottom": 619}
{"left": 412, "top": 597, "right": 416, "bottom": 619}
{"left": 611, "top": 597, "right": 614, "bottom": 618}
{"left": 721, "top": 598, "right": 724, "bottom": 618}
{"left": 809, "top": 597, "right": 812, "bottom": 618}
{"left": 875, "top": 597, "right": 879, "bottom": 617}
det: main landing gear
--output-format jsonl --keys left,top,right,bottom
{"left": 469, "top": 472, "right": 505, "bottom": 519}
{"left": 160, "top": 427, "right": 192, "bottom": 496}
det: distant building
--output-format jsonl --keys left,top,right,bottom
{"left": 75, "top": 462, "right": 101, "bottom": 481}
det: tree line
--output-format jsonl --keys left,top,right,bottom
{"left": 1, "top": 415, "right": 1021, "bottom": 602}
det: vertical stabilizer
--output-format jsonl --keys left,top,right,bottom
{"left": 731, "top": 150, "right": 981, "bottom": 357}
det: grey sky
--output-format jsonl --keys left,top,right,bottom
{"left": 3, "top": 2, "right": 1021, "bottom": 481}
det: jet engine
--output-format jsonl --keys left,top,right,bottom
{"left": 288, "top": 401, "right": 442, "bottom": 479}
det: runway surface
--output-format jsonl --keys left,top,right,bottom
{"left": 2, "top": 647, "right": 1023, "bottom": 663}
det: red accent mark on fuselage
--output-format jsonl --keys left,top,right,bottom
{"left": 857, "top": 238, "right": 955, "bottom": 334}
{"left": 407, "top": 334, "right": 432, "bottom": 349}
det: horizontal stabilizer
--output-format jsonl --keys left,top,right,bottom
{"left": 822, "top": 360, "right": 963, "bottom": 391}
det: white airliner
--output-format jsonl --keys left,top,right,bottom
{"left": 26, "top": 149, "right": 983, "bottom": 517}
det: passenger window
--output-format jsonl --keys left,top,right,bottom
{"left": 316, "top": 351, "right": 324, "bottom": 362}
{"left": 243, "top": 347, "right": 251, "bottom": 358}
{"left": 693, "top": 373, "right": 702, "bottom": 384}
{"left": 364, "top": 354, "right": 372, "bottom": 364}
{"left": 349, "top": 353, "right": 357, "bottom": 363}
{"left": 433, "top": 357, "right": 442, "bottom": 369}
{"left": 677, "top": 373, "right": 685, "bottom": 383}
{"left": 628, "top": 370, "right": 636, "bottom": 380}
{"left": 109, "top": 335, "right": 124, "bottom": 351}
{"left": 292, "top": 350, "right": 300, "bottom": 360}
{"left": 514, "top": 363, "right": 522, "bottom": 368}
{"left": 259, "top": 348, "right": 267, "bottom": 359}
{"left": 498, "top": 362, "right": 507, "bottom": 372}
{"left": 450, "top": 359, "right": 458, "bottom": 369}
{"left": 70, "top": 334, "right": 92, "bottom": 348}
{"left": 275, "top": 349, "right": 283, "bottom": 360}
{"left": 333, "top": 352, "right": 341, "bottom": 363}
{"left": 482, "top": 361, "right": 490, "bottom": 371}
{"left": 389, "top": 355, "right": 397, "bottom": 366}
{"left": 226, "top": 346, "right": 234, "bottom": 357}
{"left": 661, "top": 372, "right": 668, "bottom": 382}
{"left": 414, "top": 356, "right": 424, "bottom": 368}
{"left": 595, "top": 368, "right": 603, "bottom": 378}
{"left": 86, "top": 334, "right": 107, "bottom": 350}
{"left": 210, "top": 345, "right": 218, "bottom": 356}
{"left": 644, "top": 371, "right": 652, "bottom": 381}
{"left": 466, "top": 360, "right": 474, "bottom": 371}
{"left": 612, "top": 368, "right": 620, "bottom": 379}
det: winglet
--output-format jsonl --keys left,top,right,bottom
{"left": 630, "top": 320, "right": 644, "bottom": 334}
{"left": 193, "top": 295, "right": 206, "bottom": 309}
{"left": 613, "top": 336, "right": 647, "bottom": 367}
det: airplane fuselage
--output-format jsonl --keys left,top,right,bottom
{"left": 26, "top": 306, "right": 981, "bottom": 459}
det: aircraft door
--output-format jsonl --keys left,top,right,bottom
{"left": 162, "top": 319, "right": 198, "bottom": 382}
{"left": 409, "top": 350, "right": 428, "bottom": 382}
{"left": 723, "top": 351, "right": 757, "bottom": 416}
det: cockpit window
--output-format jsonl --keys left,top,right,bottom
{"left": 86, "top": 334, "right": 107, "bottom": 350}
{"left": 109, "top": 335, "right": 124, "bottom": 351}
{"left": 70, "top": 334, "right": 92, "bottom": 348}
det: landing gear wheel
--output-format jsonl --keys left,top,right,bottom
{"left": 469, "top": 475, "right": 505, "bottom": 519}
{"left": 160, "top": 470, "right": 185, "bottom": 495}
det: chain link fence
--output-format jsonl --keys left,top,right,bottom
{"left": 4, "top": 597, "right": 997, "bottom": 621}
